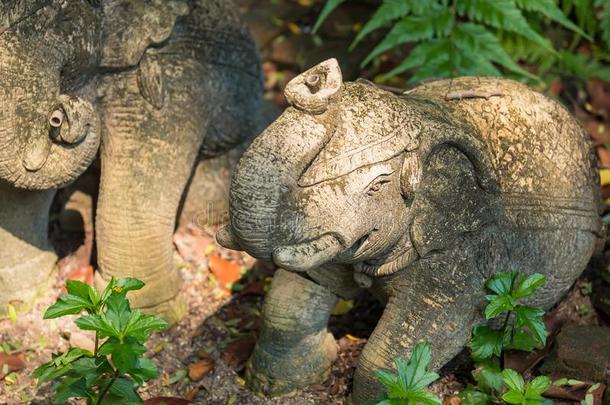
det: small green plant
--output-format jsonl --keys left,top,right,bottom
{"left": 33, "top": 278, "right": 168, "bottom": 404}
{"left": 469, "top": 271, "right": 547, "bottom": 360}
{"left": 314, "top": 0, "right": 610, "bottom": 86}
{"left": 460, "top": 271, "right": 550, "bottom": 404}
{"left": 374, "top": 342, "right": 442, "bottom": 405}
{"left": 501, "top": 369, "right": 551, "bottom": 405}
{"left": 374, "top": 272, "right": 551, "bottom": 404}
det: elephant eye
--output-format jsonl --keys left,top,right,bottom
{"left": 366, "top": 177, "right": 391, "bottom": 196}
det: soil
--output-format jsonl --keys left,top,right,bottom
{"left": 2, "top": 0, "right": 610, "bottom": 404}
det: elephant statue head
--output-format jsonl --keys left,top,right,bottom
{"left": 220, "top": 59, "right": 500, "bottom": 277}
{"left": 219, "top": 60, "right": 601, "bottom": 403}
{"left": 0, "top": 0, "right": 101, "bottom": 190}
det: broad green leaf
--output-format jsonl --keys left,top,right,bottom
{"left": 44, "top": 294, "right": 94, "bottom": 319}
{"left": 485, "top": 271, "right": 518, "bottom": 296}
{"left": 105, "top": 293, "right": 132, "bottom": 335}
{"left": 455, "top": 0, "right": 555, "bottom": 53}
{"left": 98, "top": 337, "right": 147, "bottom": 374}
{"left": 123, "top": 310, "right": 168, "bottom": 342}
{"left": 502, "top": 389, "right": 526, "bottom": 404}
{"left": 114, "top": 278, "right": 145, "bottom": 295}
{"left": 100, "top": 377, "right": 143, "bottom": 404}
{"left": 468, "top": 325, "right": 503, "bottom": 360}
{"left": 312, "top": 0, "right": 347, "bottom": 33}
{"left": 375, "top": 369, "right": 398, "bottom": 387}
{"left": 514, "top": 305, "right": 547, "bottom": 345}
{"left": 52, "top": 377, "right": 93, "bottom": 404}
{"left": 395, "top": 343, "right": 439, "bottom": 391}
{"left": 75, "top": 313, "right": 119, "bottom": 338}
{"left": 509, "top": 328, "right": 540, "bottom": 352}
{"left": 472, "top": 360, "right": 504, "bottom": 393}
{"left": 459, "top": 389, "right": 492, "bottom": 405}
{"left": 502, "top": 369, "right": 525, "bottom": 392}
{"left": 485, "top": 294, "right": 515, "bottom": 319}
{"left": 525, "top": 375, "right": 551, "bottom": 398}
{"left": 70, "top": 357, "right": 111, "bottom": 388}
{"left": 362, "top": 8, "right": 454, "bottom": 67}
{"left": 515, "top": 0, "right": 591, "bottom": 40}
{"left": 512, "top": 273, "right": 545, "bottom": 300}
{"left": 350, "top": 0, "right": 412, "bottom": 49}
{"left": 128, "top": 357, "right": 159, "bottom": 385}
{"left": 401, "top": 389, "right": 442, "bottom": 405}
{"left": 65, "top": 280, "right": 97, "bottom": 305}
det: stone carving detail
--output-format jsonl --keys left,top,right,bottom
{"left": 218, "top": 59, "right": 602, "bottom": 403}
{"left": 0, "top": 0, "right": 263, "bottom": 323}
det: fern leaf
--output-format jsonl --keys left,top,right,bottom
{"left": 313, "top": 0, "right": 347, "bottom": 34}
{"left": 361, "top": 7, "right": 454, "bottom": 67}
{"left": 454, "top": 23, "right": 540, "bottom": 81}
{"left": 595, "top": 0, "right": 610, "bottom": 50}
{"left": 516, "top": 0, "right": 591, "bottom": 40}
{"left": 574, "top": 0, "right": 597, "bottom": 36}
{"left": 455, "top": 0, "right": 556, "bottom": 54}
{"left": 350, "top": 0, "right": 411, "bottom": 50}
{"left": 560, "top": 51, "right": 610, "bottom": 81}
{"left": 379, "top": 38, "right": 452, "bottom": 80}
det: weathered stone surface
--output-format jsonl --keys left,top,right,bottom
{"left": 219, "top": 59, "right": 602, "bottom": 403}
{"left": 541, "top": 324, "right": 610, "bottom": 384}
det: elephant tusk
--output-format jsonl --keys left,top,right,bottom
{"left": 273, "top": 233, "right": 344, "bottom": 272}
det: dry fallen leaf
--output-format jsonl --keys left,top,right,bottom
{"left": 0, "top": 352, "right": 25, "bottom": 379}
{"left": 143, "top": 397, "right": 192, "bottom": 405}
{"left": 188, "top": 356, "right": 215, "bottom": 382}
{"left": 222, "top": 336, "right": 256, "bottom": 370}
{"left": 208, "top": 255, "right": 242, "bottom": 290}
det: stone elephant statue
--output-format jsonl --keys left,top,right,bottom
{"left": 0, "top": 0, "right": 263, "bottom": 323}
{"left": 217, "top": 59, "right": 602, "bottom": 403}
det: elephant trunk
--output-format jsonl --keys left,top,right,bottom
{"left": 0, "top": 1, "right": 101, "bottom": 190}
{"left": 227, "top": 108, "right": 332, "bottom": 260}
{"left": 0, "top": 181, "right": 56, "bottom": 314}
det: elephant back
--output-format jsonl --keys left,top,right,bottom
{"left": 409, "top": 77, "right": 601, "bottom": 235}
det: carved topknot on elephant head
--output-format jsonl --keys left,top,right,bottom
{"left": 284, "top": 58, "right": 343, "bottom": 114}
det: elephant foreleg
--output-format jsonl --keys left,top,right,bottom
{"left": 245, "top": 268, "right": 338, "bottom": 397}
{"left": 352, "top": 260, "right": 486, "bottom": 404}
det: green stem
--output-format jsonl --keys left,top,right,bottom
{"left": 94, "top": 333, "right": 99, "bottom": 357}
{"left": 96, "top": 372, "right": 117, "bottom": 405}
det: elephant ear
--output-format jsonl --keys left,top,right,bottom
{"left": 408, "top": 124, "right": 501, "bottom": 258}
{"left": 100, "top": 0, "right": 189, "bottom": 67}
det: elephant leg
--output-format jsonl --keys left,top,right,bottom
{"left": 96, "top": 52, "right": 206, "bottom": 324}
{"left": 245, "top": 269, "right": 338, "bottom": 397}
{"left": 0, "top": 182, "right": 56, "bottom": 315}
{"left": 352, "top": 259, "right": 486, "bottom": 404}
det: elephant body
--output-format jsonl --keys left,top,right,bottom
{"left": 0, "top": 0, "right": 263, "bottom": 321}
{"left": 218, "top": 60, "right": 601, "bottom": 403}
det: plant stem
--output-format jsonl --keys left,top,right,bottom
{"left": 96, "top": 372, "right": 117, "bottom": 405}
{"left": 94, "top": 333, "right": 99, "bottom": 357}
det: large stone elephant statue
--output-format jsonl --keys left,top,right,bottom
{"left": 0, "top": 0, "right": 263, "bottom": 323}
{"left": 217, "top": 59, "right": 602, "bottom": 403}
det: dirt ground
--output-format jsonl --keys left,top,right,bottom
{"left": 2, "top": 0, "right": 610, "bottom": 404}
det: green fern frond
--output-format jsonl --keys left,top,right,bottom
{"left": 595, "top": 0, "right": 610, "bottom": 50}
{"left": 455, "top": 0, "right": 556, "bottom": 54}
{"left": 361, "top": 7, "right": 454, "bottom": 67}
{"left": 312, "top": 0, "right": 347, "bottom": 34}
{"left": 350, "top": 0, "right": 412, "bottom": 50}
{"left": 560, "top": 51, "right": 610, "bottom": 81}
{"left": 516, "top": 0, "right": 591, "bottom": 40}
{"left": 499, "top": 32, "right": 553, "bottom": 64}
{"left": 454, "top": 23, "right": 540, "bottom": 80}
{"left": 379, "top": 38, "right": 452, "bottom": 80}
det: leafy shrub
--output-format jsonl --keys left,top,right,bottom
{"left": 33, "top": 278, "right": 167, "bottom": 404}
{"left": 315, "top": 0, "right": 610, "bottom": 85}
{"left": 375, "top": 271, "right": 551, "bottom": 404}
{"left": 374, "top": 342, "right": 442, "bottom": 405}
